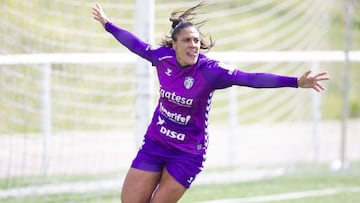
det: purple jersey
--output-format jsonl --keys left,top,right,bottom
{"left": 105, "top": 22, "right": 298, "bottom": 155}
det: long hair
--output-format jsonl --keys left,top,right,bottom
{"left": 161, "top": 1, "right": 214, "bottom": 51}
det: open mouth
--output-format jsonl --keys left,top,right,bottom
{"left": 187, "top": 51, "right": 198, "bottom": 58}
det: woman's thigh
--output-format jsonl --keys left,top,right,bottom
{"left": 151, "top": 167, "right": 187, "bottom": 203}
{"left": 121, "top": 168, "right": 161, "bottom": 203}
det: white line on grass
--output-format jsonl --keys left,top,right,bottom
{"left": 0, "top": 179, "right": 123, "bottom": 199}
{"left": 196, "top": 187, "right": 360, "bottom": 203}
{"left": 0, "top": 168, "right": 283, "bottom": 199}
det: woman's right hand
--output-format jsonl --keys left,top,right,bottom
{"left": 297, "top": 70, "right": 329, "bottom": 92}
{"left": 92, "top": 3, "right": 109, "bottom": 27}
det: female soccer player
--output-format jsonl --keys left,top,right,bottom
{"left": 92, "top": 2, "right": 329, "bottom": 203}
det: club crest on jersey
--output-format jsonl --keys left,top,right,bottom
{"left": 184, "top": 77, "right": 194, "bottom": 89}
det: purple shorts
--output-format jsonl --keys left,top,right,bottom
{"left": 131, "top": 136, "right": 205, "bottom": 188}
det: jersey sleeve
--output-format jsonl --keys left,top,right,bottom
{"left": 204, "top": 60, "right": 298, "bottom": 90}
{"left": 104, "top": 22, "right": 163, "bottom": 66}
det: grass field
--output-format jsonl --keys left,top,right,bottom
{"left": 1, "top": 162, "right": 359, "bottom": 203}
{"left": 181, "top": 163, "right": 360, "bottom": 203}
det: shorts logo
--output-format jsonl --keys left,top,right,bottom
{"left": 184, "top": 77, "right": 194, "bottom": 89}
{"left": 187, "top": 177, "right": 194, "bottom": 184}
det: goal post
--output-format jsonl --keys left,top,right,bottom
{"left": 134, "top": 0, "right": 154, "bottom": 147}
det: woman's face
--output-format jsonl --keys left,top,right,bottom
{"left": 172, "top": 26, "right": 201, "bottom": 67}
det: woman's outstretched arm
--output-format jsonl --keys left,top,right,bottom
{"left": 92, "top": 3, "right": 155, "bottom": 62}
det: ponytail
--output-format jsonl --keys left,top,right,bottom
{"left": 161, "top": 1, "right": 214, "bottom": 51}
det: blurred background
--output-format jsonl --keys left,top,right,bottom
{"left": 0, "top": 0, "right": 359, "bottom": 202}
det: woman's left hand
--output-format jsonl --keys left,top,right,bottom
{"left": 298, "top": 70, "right": 330, "bottom": 92}
{"left": 92, "top": 3, "right": 109, "bottom": 28}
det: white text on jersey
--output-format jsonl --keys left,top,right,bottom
{"left": 159, "top": 87, "right": 193, "bottom": 107}
{"left": 159, "top": 102, "right": 191, "bottom": 125}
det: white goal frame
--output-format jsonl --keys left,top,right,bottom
{"left": 1, "top": 50, "right": 359, "bottom": 172}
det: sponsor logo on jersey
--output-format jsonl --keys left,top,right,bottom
{"left": 160, "top": 126, "right": 186, "bottom": 141}
{"left": 159, "top": 87, "right": 193, "bottom": 107}
{"left": 165, "top": 68, "right": 172, "bottom": 76}
{"left": 156, "top": 116, "right": 166, "bottom": 125}
{"left": 157, "top": 116, "right": 185, "bottom": 141}
{"left": 184, "top": 77, "right": 194, "bottom": 89}
{"left": 159, "top": 102, "right": 191, "bottom": 125}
